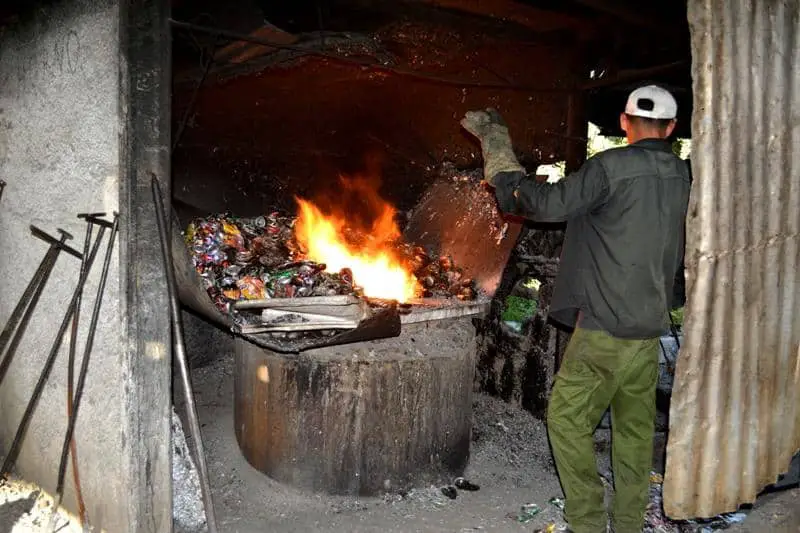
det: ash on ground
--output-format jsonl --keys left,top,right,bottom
{"left": 468, "top": 393, "right": 556, "bottom": 487}
{"left": 174, "top": 353, "right": 777, "bottom": 533}
{"left": 172, "top": 407, "right": 207, "bottom": 533}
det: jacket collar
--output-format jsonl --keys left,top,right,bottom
{"left": 631, "top": 138, "right": 673, "bottom": 153}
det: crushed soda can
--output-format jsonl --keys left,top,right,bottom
{"left": 548, "top": 497, "right": 565, "bottom": 511}
{"left": 508, "top": 503, "right": 541, "bottom": 524}
{"left": 184, "top": 210, "right": 480, "bottom": 318}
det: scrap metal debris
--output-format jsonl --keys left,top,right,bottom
{"left": 510, "top": 475, "right": 748, "bottom": 533}
{"left": 431, "top": 163, "right": 511, "bottom": 245}
{"left": 454, "top": 477, "right": 480, "bottom": 491}
{"left": 185, "top": 211, "right": 478, "bottom": 320}
{"left": 440, "top": 485, "right": 458, "bottom": 500}
{"left": 644, "top": 473, "right": 747, "bottom": 532}
{"left": 509, "top": 503, "right": 542, "bottom": 524}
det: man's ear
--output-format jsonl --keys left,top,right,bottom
{"left": 666, "top": 119, "right": 677, "bottom": 138}
{"left": 620, "top": 112, "right": 629, "bottom": 133}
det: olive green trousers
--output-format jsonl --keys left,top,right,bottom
{"left": 547, "top": 327, "right": 659, "bottom": 533}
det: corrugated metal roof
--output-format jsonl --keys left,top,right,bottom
{"left": 663, "top": 0, "right": 800, "bottom": 520}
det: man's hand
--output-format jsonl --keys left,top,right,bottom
{"left": 460, "top": 108, "right": 523, "bottom": 186}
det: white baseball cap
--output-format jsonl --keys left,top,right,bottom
{"left": 625, "top": 85, "right": 677, "bottom": 120}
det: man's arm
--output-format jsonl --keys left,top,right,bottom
{"left": 493, "top": 157, "right": 611, "bottom": 223}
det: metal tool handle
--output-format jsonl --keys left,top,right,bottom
{"left": 152, "top": 174, "right": 218, "bottom": 533}
{"left": 1, "top": 219, "right": 108, "bottom": 479}
{"left": 30, "top": 226, "right": 82, "bottom": 260}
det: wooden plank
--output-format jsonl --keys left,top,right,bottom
{"left": 260, "top": 309, "right": 361, "bottom": 326}
{"left": 240, "top": 321, "right": 357, "bottom": 334}
{"left": 234, "top": 295, "right": 361, "bottom": 309}
{"left": 260, "top": 308, "right": 358, "bottom": 321}
{"left": 400, "top": 301, "right": 489, "bottom": 324}
{"left": 234, "top": 295, "right": 372, "bottom": 323}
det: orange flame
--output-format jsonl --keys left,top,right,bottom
{"left": 293, "top": 178, "right": 419, "bottom": 302}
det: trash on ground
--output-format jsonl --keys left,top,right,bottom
{"left": 440, "top": 485, "right": 458, "bottom": 500}
{"left": 454, "top": 477, "right": 480, "bottom": 491}
{"left": 644, "top": 471, "right": 749, "bottom": 532}
{"left": 508, "top": 502, "right": 541, "bottom": 523}
{"left": 533, "top": 524, "right": 567, "bottom": 533}
{"left": 549, "top": 496, "right": 565, "bottom": 511}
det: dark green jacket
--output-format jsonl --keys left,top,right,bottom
{"left": 494, "top": 139, "right": 691, "bottom": 339}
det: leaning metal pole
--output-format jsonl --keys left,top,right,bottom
{"left": 51, "top": 213, "right": 119, "bottom": 532}
{"left": 151, "top": 174, "right": 218, "bottom": 533}
{"left": 0, "top": 221, "right": 107, "bottom": 479}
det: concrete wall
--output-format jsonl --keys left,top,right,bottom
{"left": 0, "top": 1, "right": 171, "bottom": 530}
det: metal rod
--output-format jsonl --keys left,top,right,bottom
{"left": 151, "top": 174, "right": 218, "bottom": 533}
{"left": 0, "top": 251, "right": 59, "bottom": 384}
{"left": 52, "top": 214, "right": 119, "bottom": 528}
{"left": 0, "top": 229, "right": 72, "bottom": 355}
{"left": 0, "top": 229, "right": 77, "bottom": 385}
{"left": 65, "top": 215, "right": 103, "bottom": 526}
{"left": 0, "top": 220, "right": 108, "bottom": 479}
{"left": 0, "top": 248, "right": 58, "bottom": 356}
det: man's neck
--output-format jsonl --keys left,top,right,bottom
{"left": 628, "top": 135, "right": 667, "bottom": 145}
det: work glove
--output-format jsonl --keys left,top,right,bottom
{"left": 460, "top": 108, "right": 524, "bottom": 186}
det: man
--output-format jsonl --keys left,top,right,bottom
{"left": 461, "top": 85, "right": 691, "bottom": 533}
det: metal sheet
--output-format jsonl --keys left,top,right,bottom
{"left": 403, "top": 176, "right": 524, "bottom": 297}
{"left": 663, "top": 0, "right": 800, "bottom": 519}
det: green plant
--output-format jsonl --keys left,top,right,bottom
{"left": 501, "top": 295, "right": 538, "bottom": 323}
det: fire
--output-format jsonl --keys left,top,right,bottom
{"left": 293, "top": 180, "right": 419, "bottom": 302}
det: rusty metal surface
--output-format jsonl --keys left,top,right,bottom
{"left": 403, "top": 175, "right": 523, "bottom": 297}
{"left": 663, "top": 0, "right": 800, "bottom": 519}
{"left": 234, "top": 318, "right": 476, "bottom": 495}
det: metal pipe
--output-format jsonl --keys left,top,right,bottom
{"left": 0, "top": 221, "right": 108, "bottom": 479}
{"left": 151, "top": 174, "right": 218, "bottom": 533}
{"left": 51, "top": 213, "right": 119, "bottom": 529}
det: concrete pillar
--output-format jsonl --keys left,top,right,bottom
{"left": 0, "top": 0, "right": 171, "bottom": 531}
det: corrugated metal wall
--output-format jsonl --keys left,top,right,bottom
{"left": 663, "top": 0, "right": 800, "bottom": 520}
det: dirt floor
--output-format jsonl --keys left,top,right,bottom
{"left": 179, "top": 353, "right": 800, "bottom": 533}
{"left": 1, "top": 348, "right": 797, "bottom": 532}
